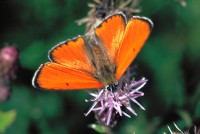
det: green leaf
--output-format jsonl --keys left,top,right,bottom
{"left": 194, "top": 100, "right": 200, "bottom": 118}
{"left": 0, "top": 110, "right": 16, "bottom": 133}
{"left": 177, "top": 110, "right": 192, "bottom": 127}
{"left": 19, "top": 41, "right": 49, "bottom": 69}
{"left": 88, "top": 124, "right": 111, "bottom": 134}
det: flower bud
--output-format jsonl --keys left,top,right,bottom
{"left": 0, "top": 46, "right": 18, "bottom": 79}
{"left": 0, "top": 45, "right": 18, "bottom": 103}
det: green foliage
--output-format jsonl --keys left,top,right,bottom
{"left": 0, "top": 110, "right": 16, "bottom": 133}
{"left": 0, "top": 0, "right": 200, "bottom": 134}
{"left": 177, "top": 110, "right": 192, "bottom": 127}
{"left": 89, "top": 124, "right": 110, "bottom": 134}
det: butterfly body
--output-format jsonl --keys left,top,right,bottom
{"left": 32, "top": 12, "right": 153, "bottom": 91}
{"left": 91, "top": 44, "right": 116, "bottom": 86}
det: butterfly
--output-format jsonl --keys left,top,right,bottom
{"left": 32, "top": 12, "right": 153, "bottom": 91}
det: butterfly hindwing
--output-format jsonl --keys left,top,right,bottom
{"left": 32, "top": 62, "right": 102, "bottom": 90}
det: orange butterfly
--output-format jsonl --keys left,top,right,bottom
{"left": 32, "top": 12, "right": 153, "bottom": 91}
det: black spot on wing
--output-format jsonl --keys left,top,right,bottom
{"left": 65, "top": 82, "right": 69, "bottom": 86}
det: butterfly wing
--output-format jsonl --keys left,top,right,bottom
{"left": 32, "top": 36, "right": 103, "bottom": 90}
{"left": 94, "top": 13, "right": 126, "bottom": 65}
{"left": 32, "top": 62, "right": 102, "bottom": 90}
{"left": 116, "top": 16, "right": 153, "bottom": 79}
{"left": 49, "top": 36, "right": 95, "bottom": 73}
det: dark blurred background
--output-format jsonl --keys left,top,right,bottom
{"left": 0, "top": 0, "right": 200, "bottom": 134}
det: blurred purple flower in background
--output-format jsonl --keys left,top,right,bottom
{"left": 0, "top": 45, "right": 18, "bottom": 102}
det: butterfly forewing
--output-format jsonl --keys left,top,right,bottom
{"left": 94, "top": 13, "right": 126, "bottom": 65}
{"left": 49, "top": 36, "right": 95, "bottom": 73}
{"left": 116, "top": 17, "right": 153, "bottom": 79}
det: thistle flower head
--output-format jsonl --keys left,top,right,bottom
{"left": 0, "top": 46, "right": 18, "bottom": 64}
{"left": 85, "top": 71, "right": 147, "bottom": 126}
{"left": 0, "top": 45, "right": 18, "bottom": 103}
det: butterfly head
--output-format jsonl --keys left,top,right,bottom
{"left": 106, "top": 83, "right": 118, "bottom": 92}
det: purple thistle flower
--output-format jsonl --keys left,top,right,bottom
{"left": 0, "top": 45, "right": 18, "bottom": 103}
{"left": 85, "top": 71, "right": 147, "bottom": 126}
{"left": 0, "top": 46, "right": 18, "bottom": 79}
